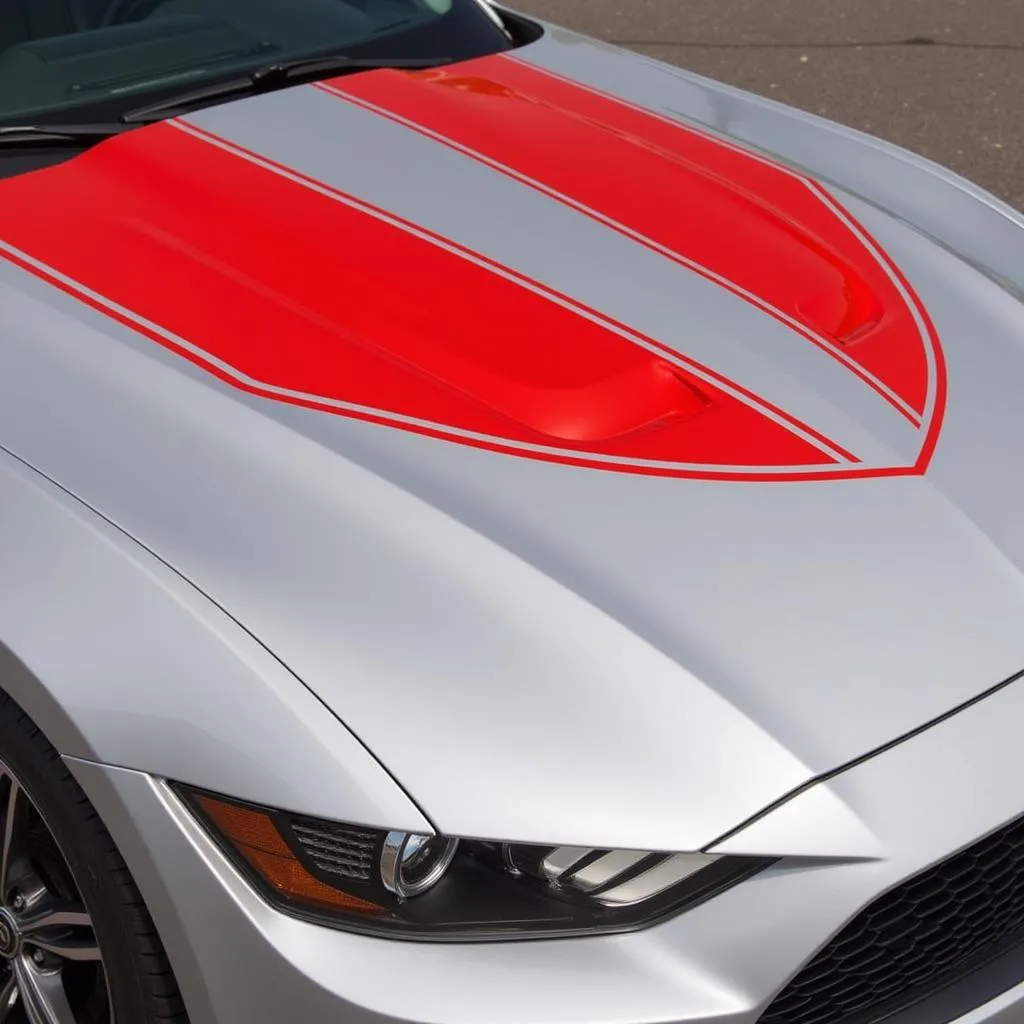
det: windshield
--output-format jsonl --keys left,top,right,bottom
{"left": 0, "top": 0, "right": 513, "bottom": 124}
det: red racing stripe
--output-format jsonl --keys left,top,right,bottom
{"left": 320, "top": 55, "right": 936, "bottom": 423}
{"left": 0, "top": 120, "right": 849, "bottom": 478}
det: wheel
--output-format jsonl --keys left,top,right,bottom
{"left": 0, "top": 692, "right": 188, "bottom": 1023}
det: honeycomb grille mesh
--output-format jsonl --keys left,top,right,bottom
{"left": 289, "top": 818, "right": 378, "bottom": 882}
{"left": 760, "top": 813, "right": 1024, "bottom": 1024}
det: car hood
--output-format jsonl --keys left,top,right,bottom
{"left": 2, "top": 24, "right": 1024, "bottom": 852}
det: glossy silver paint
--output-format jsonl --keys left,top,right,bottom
{"left": 66, "top": 662, "right": 1024, "bottom": 1024}
{"left": 0, "top": 451, "right": 429, "bottom": 834}
{"left": 1, "top": 6, "right": 1023, "bottom": 1023}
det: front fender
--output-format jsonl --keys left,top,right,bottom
{"left": 0, "top": 445, "right": 429, "bottom": 832}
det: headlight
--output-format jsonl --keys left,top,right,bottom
{"left": 180, "top": 786, "right": 768, "bottom": 940}
{"left": 380, "top": 831, "right": 460, "bottom": 898}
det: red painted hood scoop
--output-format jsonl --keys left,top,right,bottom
{"left": 409, "top": 349, "right": 709, "bottom": 444}
{"left": 0, "top": 51, "right": 942, "bottom": 481}
{"left": 333, "top": 57, "right": 927, "bottom": 396}
{"left": 381, "top": 69, "right": 888, "bottom": 349}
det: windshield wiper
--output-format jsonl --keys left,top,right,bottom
{"left": 0, "top": 123, "right": 132, "bottom": 146}
{"left": 122, "top": 54, "right": 453, "bottom": 124}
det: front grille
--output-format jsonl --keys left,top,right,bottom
{"left": 760, "top": 813, "right": 1024, "bottom": 1024}
{"left": 288, "top": 817, "right": 378, "bottom": 882}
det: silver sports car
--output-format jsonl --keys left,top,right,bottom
{"left": 1, "top": 1, "right": 1023, "bottom": 1022}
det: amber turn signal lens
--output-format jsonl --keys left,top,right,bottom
{"left": 193, "top": 794, "right": 384, "bottom": 915}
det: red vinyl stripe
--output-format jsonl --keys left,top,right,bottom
{"left": 177, "top": 118, "right": 857, "bottom": 462}
{"left": 320, "top": 56, "right": 935, "bottom": 423}
{"left": 0, "top": 120, "right": 849, "bottom": 477}
{"left": 800, "top": 179, "right": 946, "bottom": 477}
{"left": 503, "top": 59, "right": 946, "bottom": 473}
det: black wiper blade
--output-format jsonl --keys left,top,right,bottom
{"left": 122, "top": 55, "right": 453, "bottom": 124}
{"left": 0, "top": 123, "right": 132, "bottom": 146}
{"left": 251, "top": 53, "right": 453, "bottom": 83}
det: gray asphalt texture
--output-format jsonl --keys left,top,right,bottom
{"left": 512, "top": 1, "right": 1024, "bottom": 211}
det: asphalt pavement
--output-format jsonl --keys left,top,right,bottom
{"left": 512, "top": 0, "right": 1024, "bottom": 211}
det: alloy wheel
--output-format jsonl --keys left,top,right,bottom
{"left": 0, "top": 760, "right": 111, "bottom": 1023}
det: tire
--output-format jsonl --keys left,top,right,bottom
{"left": 0, "top": 690, "right": 188, "bottom": 1023}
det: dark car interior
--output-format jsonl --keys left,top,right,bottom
{"left": 0, "top": 0, "right": 518, "bottom": 122}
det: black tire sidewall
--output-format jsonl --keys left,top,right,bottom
{"left": 0, "top": 698, "right": 158, "bottom": 1022}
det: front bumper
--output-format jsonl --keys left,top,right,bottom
{"left": 66, "top": 671, "right": 1024, "bottom": 1024}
